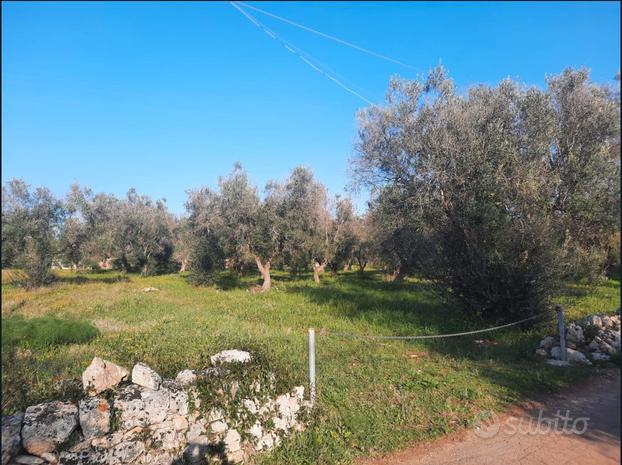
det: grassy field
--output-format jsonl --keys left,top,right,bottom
{"left": 1, "top": 269, "right": 619, "bottom": 464}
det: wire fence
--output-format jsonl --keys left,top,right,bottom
{"left": 322, "top": 311, "right": 554, "bottom": 341}
{"left": 306, "top": 309, "right": 560, "bottom": 405}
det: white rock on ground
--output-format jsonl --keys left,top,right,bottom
{"left": 550, "top": 346, "right": 592, "bottom": 365}
{"left": 131, "top": 363, "right": 161, "bottom": 390}
{"left": 583, "top": 315, "right": 603, "bottom": 329}
{"left": 566, "top": 323, "right": 585, "bottom": 344}
{"left": 535, "top": 348, "right": 548, "bottom": 357}
{"left": 12, "top": 455, "right": 46, "bottom": 464}
{"left": 21, "top": 401, "right": 78, "bottom": 457}
{"left": 539, "top": 336, "right": 556, "bottom": 350}
{"left": 79, "top": 397, "right": 110, "bottom": 439}
{"left": 210, "top": 350, "right": 252, "bottom": 364}
{"left": 546, "top": 359, "right": 571, "bottom": 367}
{"left": 175, "top": 369, "right": 197, "bottom": 387}
{"left": 82, "top": 357, "right": 129, "bottom": 396}
{"left": 2, "top": 412, "right": 24, "bottom": 465}
{"left": 223, "top": 428, "right": 242, "bottom": 454}
{"left": 591, "top": 352, "right": 611, "bottom": 361}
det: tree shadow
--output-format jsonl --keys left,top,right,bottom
{"left": 55, "top": 275, "right": 131, "bottom": 285}
{"left": 285, "top": 271, "right": 602, "bottom": 402}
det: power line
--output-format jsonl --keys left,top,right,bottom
{"left": 236, "top": 1, "right": 418, "bottom": 71}
{"left": 230, "top": 2, "right": 374, "bottom": 105}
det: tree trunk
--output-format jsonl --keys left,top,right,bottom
{"left": 313, "top": 261, "right": 326, "bottom": 283}
{"left": 179, "top": 259, "right": 187, "bottom": 273}
{"left": 255, "top": 256, "right": 271, "bottom": 291}
{"left": 391, "top": 267, "right": 405, "bottom": 282}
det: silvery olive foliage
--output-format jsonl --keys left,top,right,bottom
{"left": 2, "top": 179, "right": 65, "bottom": 286}
{"left": 354, "top": 67, "right": 620, "bottom": 320}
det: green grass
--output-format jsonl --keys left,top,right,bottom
{"left": 2, "top": 314, "right": 100, "bottom": 349}
{"left": 1, "top": 269, "right": 619, "bottom": 464}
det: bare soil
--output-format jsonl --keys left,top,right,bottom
{"left": 359, "top": 368, "right": 620, "bottom": 465}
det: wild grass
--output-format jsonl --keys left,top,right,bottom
{"left": 1, "top": 268, "right": 619, "bottom": 464}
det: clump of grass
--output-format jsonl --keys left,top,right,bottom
{"left": 1, "top": 315, "right": 100, "bottom": 349}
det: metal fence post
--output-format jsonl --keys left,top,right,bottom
{"left": 556, "top": 305, "right": 567, "bottom": 362}
{"left": 308, "top": 328, "right": 316, "bottom": 406}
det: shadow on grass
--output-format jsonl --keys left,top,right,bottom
{"left": 55, "top": 275, "right": 131, "bottom": 285}
{"left": 286, "top": 270, "right": 596, "bottom": 400}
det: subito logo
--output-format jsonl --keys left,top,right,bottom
{"left": 472, "top": 411, "right": 500, "bottom": 438}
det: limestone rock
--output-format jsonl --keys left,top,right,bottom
{"left": 551, "top": 346, "right": 591, "bottom": 365}
{"left": 21, "top": 401, "right": 78, "bottom": 457}
{"left": 142, "top": 287, "right": 159, "bottom": 292}
{"left": 39, "top": 452, "right": 57, "bottom": 464}
{"left": 12, "top": 455, "right": 46, "bottom": 465}
{"left": 546, "top": 359, "right": 570, "bottom": 367}
{"left": 175, "top": 370, "right": 197, "bottom": 387}
{"left": 131, "top": 363, "right": 161, "bottom": 390}
{"left": 209, "top": 420, "right": 227, "bottom": 434}
{"left": 590, "top": 352, "right": 611, "bottom": 361}
{"left": 185, "top": 421, "right": 206, "bottom": 443}
{"left": 256, "top": 433, "right": 274, "bottom": 451}
{"left": 210, "top": 350, "right": 251, "bottom": 364}
{"left": 583, "top": 315, "right": 603, "bottom": 329}
{"left": 2, "top": 412, "right": 24, "bottom": 465}
{"left": 140, "top": 450, "right": 175, "bottom": 465}
{"left": 535, "top": 348, "right": 548, "bottom": 357}
{"left": 82, "top": 357, "right": 129, "bottom": 396}
{"left": 107, "top": 440, "right": 145, "bottom": 464}
{"left": 141, "top": 387, "right": 170, "bottom": 424}
{"left": 183, "top": 436, "right": 210, "bottom": 465}
{"left": 78, "top": 397, "right": 110, "bottom": 439}
{"left": 223, "top": 429, "right": 241, "bottom": 453}
{"left": 114, "top": 385, "right": 149, "bottom": 430}
{"left": 539, "top": 336, "right": 556, "bottom": 350}
{"left": 58, "top": 447, "right": 107, "bottom": 465}
{"left": 566, "top": 323, "right": 584, "bottom": 344}
{"left": 161, "top": 380, "right": 188, "bottom": 416}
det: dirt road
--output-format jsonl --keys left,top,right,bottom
{"left": 359, "top": 369, "right": 620, "bottom": 465}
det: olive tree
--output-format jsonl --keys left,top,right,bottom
{"left": 186, "top": 165, "right": 283, "bottom": 291}
{"left": 354, "top": 67, "right": 619, "bottom": 321}
{"left": 185, "top": 187, "right": 224, "bottom": 284}
{"left": 278, "top": 167, "right": 331, "bottom": 282}
{"left": 1, "top": 179, "right": 65, "bottom": 286}
{"left": 112, "top": 189, "right": 175, "bottom": 275}
{"left": 326, "top": 196, "right": 357, "bottom": 275}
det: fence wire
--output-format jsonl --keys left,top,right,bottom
{"left": 323, "top": 311, "right": 554, "bottom": 341}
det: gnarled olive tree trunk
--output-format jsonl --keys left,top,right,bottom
{"left": 255, "top": 256, "right": 272, "bottom": 291}
{"left": 312, "top": 261, "right": 326, "bottom": 283}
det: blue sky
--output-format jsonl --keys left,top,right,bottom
{"left": 2, "top": 1, "right": 620, "bottom": 215}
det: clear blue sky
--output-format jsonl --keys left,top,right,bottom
{"left": 2, "top": 1, "right": 620, "bottom": 215}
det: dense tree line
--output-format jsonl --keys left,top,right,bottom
{"left": 2, "top": 68, "right": 619, "bottom": 322}
{"left": 1, "top": 165, "right": 364, "bottom": 290}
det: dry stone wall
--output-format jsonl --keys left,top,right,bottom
{"left": 536, "top": 310, "right": 621, "bottom": 366}
{"left": 2, "top": 350, "right": 310, "bottom": 465}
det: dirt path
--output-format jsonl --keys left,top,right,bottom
{"left": 359, "top": 369, "right": 620, "bottom": 465}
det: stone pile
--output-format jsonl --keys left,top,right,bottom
{"left": 536, "top": 310, "right": 621, "bottom": 366}
{"left": 1, "top": 351, "right": 310, "bottom": 465}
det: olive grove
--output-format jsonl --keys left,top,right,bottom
{"left": 1, "top": 68, "right": 618, "bottom": 318}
